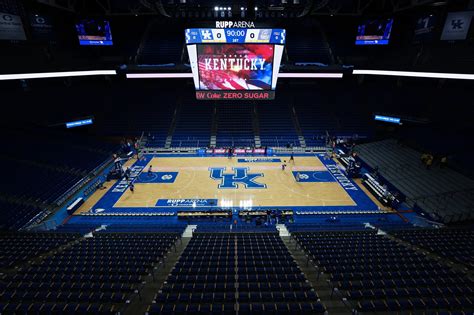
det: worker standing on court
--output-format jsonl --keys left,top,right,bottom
{"left": 148, "top": 165, "right": 153, "bottom": 177}
{"left": 124, "top": 167, "right": 131, "bottom": 181}
{"left": 134, "top": 139, "right": 140, "bottom": 159}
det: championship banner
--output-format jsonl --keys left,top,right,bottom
{"left": 0, "top": 11, "right": 26, "bottom": 40}
{"left": 30, "top": 14, "right": 54, "bottom": 41}
{"left": 441, "top": 11, "right": 473, "bottom": 41}
{"left": 414, "top": 14, "right": 436, "bottom": 42}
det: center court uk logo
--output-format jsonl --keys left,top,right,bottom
{"left": 161, "top": 174, "right": 173, "bottom": 180}
{"left": 209, "top": 167, "right": 266, "bottom": 189}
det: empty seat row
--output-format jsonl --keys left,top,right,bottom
{"left": 1, "top": 233, "right": 179, "bottom": 312}
{"left": 293, "top": 230, "right": 472, "bottom": 314}
{"left": 150, "top": 233, "right": 325, "bottom": 314}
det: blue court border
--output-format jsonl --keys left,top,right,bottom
{"left": 85, "top": 153, "right": 380, "bottom": 215}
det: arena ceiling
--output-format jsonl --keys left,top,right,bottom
{"left": 36, "top": 0, "right": 450, "bottom": 16}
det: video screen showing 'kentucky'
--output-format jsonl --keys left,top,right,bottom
{"left": 197, "top": 44, "right": 274, "bottom": 90}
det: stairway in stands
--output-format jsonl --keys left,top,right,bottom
{"left": 170, "top": 93, "right": 213, "bottom": 148}
{"left": 182, "top": 225, "right": 197, "bottom": 237}
{"left": 282, "top": 236, "right": 349, "bottom": 314}
{"left": 286, "top": 20, "right": 333, "bottom": 65}
{"left": 164, "top": 97, "right": 182, "bottom": 149}
{"left": 0, "top": 231, "right": 184, "bottom": 315}
{"left": 257, "top": 93, "right": 300, "bottom": 148}
{"left": 2, "top": 225, "right": 474, "bottom": 314}
{"left": 136, "top": 20, "right": 183, "bottom": 65}
{"left": 276, "top": 224, "right": 290, "bottom": 237}
{"left": 144, "top": 232, "right": 327, "bottom": 315}
{"left": 288, "top": 101, "right": 307, "bottom": 148}
{"left": 251, "top": 104, "right": 261, "bottom": 148}
{"left": 215, "top": 104, "right": 255, "bottom": 148}
{"left": 290, "top": 229, "right": 474, "bottom": 314}
{"left": 123, "top": 236, "right": 191, "bottom": 315}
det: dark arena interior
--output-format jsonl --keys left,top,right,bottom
{"left": 1, "top": 0, "right": 474, "bottom": 314}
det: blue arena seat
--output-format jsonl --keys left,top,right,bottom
{"left": 293, "top": 230, "right": 474, "bottom": 314}
{"left": 0, "top": 232, "right": 180, "bottom": 314}
{"left": 148, "top": 232, "right": 326, "bottom": 314}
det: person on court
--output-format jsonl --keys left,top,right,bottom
{"left": 129, "top": 182, "right": 134, "bottom": 193}
{"left": 134, "top": 140, "right": 140, "bottom": 159}
{"left": 282, "top": 161, "right": 286, "bottom": 170}
{"left": 148, "top": 165, "right": 153, "bottom": 177}
{"left": 124, "top": 167, "right": 131, "bottom": 181}
{"left": 290, "top": 153, "right": 294, "bottom": 163}
{"left": 113, "top": 154, "right": 122, "bottom": 171}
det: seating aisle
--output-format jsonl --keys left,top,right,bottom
{"left": 293, "top": 230, "right": 474, "bottom": 314}
{"left": 216, "top": 105, "right": 255, "bottom": 148}
{"left": 147, "top": 232, "right": 326, "bottom": 314}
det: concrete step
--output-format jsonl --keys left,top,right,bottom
{"left": 210, "top": 136, "right": 216, "bottom": 147}
{"left": 276, "top": 224, "right": 290, "bottom": 237}
{"left": 182, "top": 225, "right": 197, "bottom": 238}
{"left": 164, "top": 136, "right": 173, "bottom": 149}
{"left": 254, "top": 136, "right": 261, "bottom": 148}
{"left": 122, "top": 237, "right": 191, "bottom": 315}
{"left": 298, "top": 136, "right": 307, "bottom": 148}
{"left": 282, "top": 236, "right": 352, "bottom": 315}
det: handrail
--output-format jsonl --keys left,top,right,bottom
{"left": 54, "top": 177, "right": 89, "bottom": 206}
{"left": 134, "top": 19, "right": 157, "bottom": 64}
{"left": 20, "top": 210, "right": 51, "bottom": 231}
{"left": 54, "top": 157, "right": 113, "bottom": 206}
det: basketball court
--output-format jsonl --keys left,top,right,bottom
{"left": 75, "top": 154, "right": 385, "bottom": 215}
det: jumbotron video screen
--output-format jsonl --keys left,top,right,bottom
{"left": 198, "top": 44, "right": 274, "bottom": 91}
{"left": 75, "top": 19, "right": 113, "bottom": 46}
{"left": 186, "top": 28, "right": 286, "bottom": 100}
{"left": 355, "top": 18, "right": 394, "bottom": 45}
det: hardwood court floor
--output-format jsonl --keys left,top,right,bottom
{"left": 113, "top": 156, "right": 356, "bottom": 208}
{"left": 75, "top": 158, "right": 135, "bottom": 214}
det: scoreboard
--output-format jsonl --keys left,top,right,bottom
{"left": 185, "top": 28, "right": 286, "bottom": 44}
{"left": 186, "top": 28, "right": 286, "bottom": 100}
